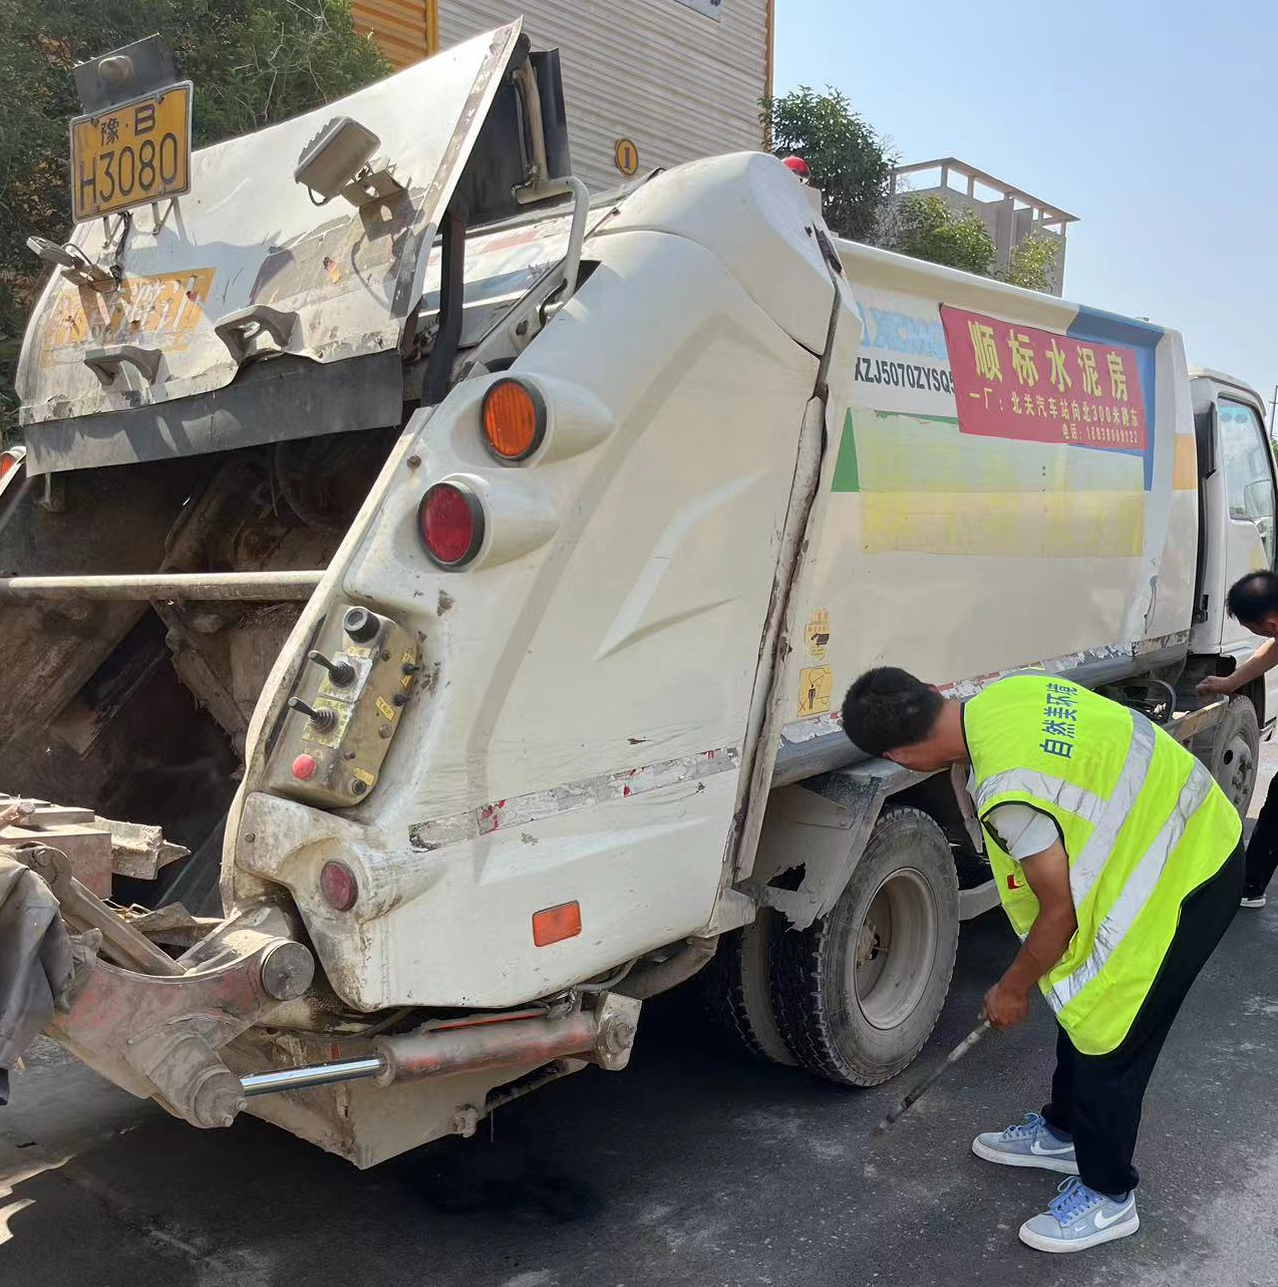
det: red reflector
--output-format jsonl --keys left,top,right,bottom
{"left": 291, "top": 753, "right": 317, "bottom": 781}
{"left": 320, "top": 860, "right": 358, "bottom": 912}
{"left": 0, "top": 454, "right": 15, "bottom": 481}
{"left": 419, "top": 481, "right": 484, "bottom": 568}
{"left": 532, "top": 900, "right": 581, "bottom": 947}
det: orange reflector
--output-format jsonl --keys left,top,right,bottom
{"left": 482, "top": 379, "right": 546, "bottom": 462}
{"left": 532, "top": 900, "right": 581, "bottom": 947}
{"left": 0, "top": 453, "right": 17, "bottom": 481}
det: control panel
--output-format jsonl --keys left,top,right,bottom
{"left": 265, "top": 604, "right": 418, "bottom": 808}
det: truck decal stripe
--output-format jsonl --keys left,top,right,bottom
{"left": 1065, "top": 307, "right": 1164, "bottom": 492}
{"left": 1173, "top": 434, "right": 1197, "bottom": 490}
{"left": 832, "top": 408, "right": 1147, "bottom": 556}
{"left": 408, "top": 746, "right": 741, "bottom": 852}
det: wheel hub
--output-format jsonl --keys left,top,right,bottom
{"left": 849, "top": 868, "right": 939, "bottom": 1032}
{"left": 1221, "top": 732, "right": 1257, "bottom": 812}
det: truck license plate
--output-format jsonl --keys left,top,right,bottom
{"left": 69, "top": 83, "right": 193, "bottom": 222}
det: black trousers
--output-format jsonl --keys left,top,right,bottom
{"left": 1245, "top": 773, "right": 1278, "bottom": 897}
{"left": 1041, "top": 843, "right": 1243, "bottom": 1196}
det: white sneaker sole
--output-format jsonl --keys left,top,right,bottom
{"left": 1019, "top": 1213, "right": 1139, "bottom": 1253}
{"left": 1241, "top": 896, "right": 1267, "bottom": 909}
{"left": 971, "top": 1136, "right": 1080, "bottom": 1175}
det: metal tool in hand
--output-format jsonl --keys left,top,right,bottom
{"left": 871, "top": 1019, "right": 991, "bottom": 1137}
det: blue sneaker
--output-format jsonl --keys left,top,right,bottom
{"left": 971, "top": 1111, "right": 1079, "bottom": 1175}
{"left": 1019, "top": 1177, "right": 1139, "bottom": 1253}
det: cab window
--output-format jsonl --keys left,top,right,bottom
{"left": 1219, "top": 398, "right": 1276, "bottom": 563}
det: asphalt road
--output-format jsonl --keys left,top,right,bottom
{"left": 3, "top": 757, "right": 1278, "bottom": 1286}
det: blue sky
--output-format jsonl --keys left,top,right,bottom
{"left": 774, "top": 0, "right": 1276, "bottom": 417}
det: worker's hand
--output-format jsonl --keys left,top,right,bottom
{"left": 1197, "top": 675, "right": 1235, "bottom": 697}
{"left": 981, "top": 980, "right": 1030, "bottom": 1030}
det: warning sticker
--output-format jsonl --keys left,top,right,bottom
{"left": 351, "top": 766, "right": 375, "bottom": 786}
{"left": 798, "top": 666, "right": 833, "bottom": 718}
{"left": 804, "top": 608, "right": 831, "bottom": 661}
{"left": 375, "top": 696, "right": 396, "bottom": 722}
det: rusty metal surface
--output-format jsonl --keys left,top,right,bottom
{"left": 0, "top": 803, "right": 188, "bottom": 886}
{"left": 16, "top": 25, "right": 524, "bottom": 439}
{"left": 22, "top": 350, "right": 404, "bottom": 476}
{"left": 94, "top": 816, "right": 188, "bottom": 881}
{"left": 45, "top": 901, "right": 314, "bottom": 1128}
{"left": 0, "top": 570, "right": 323, "bottom": 601}
{"left": 373, "top": 1013, "right": 598, "bottom": 1086}
{"left": 22, "top": 846, "right": 184, "bottom": 975}
{"left": 0, "top": 799, "right": 114, "bottom": 897}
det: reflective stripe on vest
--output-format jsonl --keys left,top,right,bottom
{"left": 1048, "top": 757, "right": 1215, "bottom": 1011}
{"left": 1062, "top": 713, "right": 1157, "bottom": 910}
{"left": 974, "top": 769, "right": 1107, "bottom": 828}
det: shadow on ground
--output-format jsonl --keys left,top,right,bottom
{"left": 3, "top": 900, "right": 1277, "bottom": 1287}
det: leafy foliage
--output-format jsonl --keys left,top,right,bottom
{"left": 762, "top": 85, "right": 895, "bottom": 243}
{"left": 1003, "top": 233, "right": 1060, "bottom": 293}
{"left": 0, "top": 0, "right": 388, "bottom": 440}
{"left": 888, "top": 194, "right": 995, "bottom": 276}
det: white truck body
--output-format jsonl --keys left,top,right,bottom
{"left": 4, "top": 24, "right": 1274, "bottom": 1167}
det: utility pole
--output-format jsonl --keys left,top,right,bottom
{"left": 1270, "top": 384, "right": 1277, "bottom": 437}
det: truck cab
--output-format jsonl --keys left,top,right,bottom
{"left": 1191, "top": 369, "right": 1278, "bottom": 723}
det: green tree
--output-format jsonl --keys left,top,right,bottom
{"left": 762, "top": 85, "right": 895, "bottom": 243}
{"left": 888, "top": 193, "right": 996, "bottom": 276}
{"left": 0, "top": 0, "right": 389, "bottom": 441}
{"left": 1003, "top": 233, "right": 1060, "bottom": 293}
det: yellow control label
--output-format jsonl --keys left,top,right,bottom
{"left": 351, "top": 766, "right": 375, "bottom": 786}
{"left": 798, "top": 666, "right": 833, "bottom": 718}
{"left": 375, "top": 696, "right": 396, "bottom": 722}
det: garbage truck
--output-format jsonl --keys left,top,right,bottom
{"left": 1, "top": 22, "right": 1273, "bottom": 1166}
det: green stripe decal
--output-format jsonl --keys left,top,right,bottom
{"left": 831, "top": 407, "right": 860, "bottom": 493}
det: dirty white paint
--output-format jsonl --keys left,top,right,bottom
{"left": 408, "top": 746, "right": 740, "bottom": 852}
{"left": 17, "top": 24, "right": 522, "bottom": 426}
{"left": 231, "top": 154, "right": 828, "bottom": 1012}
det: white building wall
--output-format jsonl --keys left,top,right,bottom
{"left": 438, "top": 0, "right": 771, "bottom": 191}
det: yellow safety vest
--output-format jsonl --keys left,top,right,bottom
{"left": 965, "top": 674, "right": 1239, "bottom": 1055}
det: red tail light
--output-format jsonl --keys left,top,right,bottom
{"left": 319, "top": 860, "right": 358, "bottom": 912}
{"left": 0, "top": 447, "right": 25, "bottom": 492}
{"left": 419, "top": 480, "right": 485, "bottom": 568}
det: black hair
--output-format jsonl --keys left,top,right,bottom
{"left": 1226, "top": 571, "right": 1278, "bottom": 626}
{"left": 841, "top": 667, "right": 944, "bottom": 756}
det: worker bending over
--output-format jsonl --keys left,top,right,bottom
{"left": 842, "top": 669, "right": 1242, "bottom": 1254}
{"left": 1198, "top": 568, "right": 1278, "bottom": 907}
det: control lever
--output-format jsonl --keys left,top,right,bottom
{"left": 308, "top": 650, "right": 355, "bottom": 686}
{"left": 288, "top": 697, "right": 337, "bottom": 732}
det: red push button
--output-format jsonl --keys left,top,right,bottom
{"left": 291, "top": 753, "right": 317, "bottom": 781}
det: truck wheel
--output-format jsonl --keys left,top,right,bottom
{"left": 768, "top": 807, "right": 959, "bottom": 1087}
{"left": 701, "top": 910, "right": 796, "bottom": 1066}
{"left": 1193, "top": 695, "right": 1260, "bottom": 817}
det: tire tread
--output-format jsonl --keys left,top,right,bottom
{"left": 767, "top": 806, "right": 959, "bottom": 1087}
